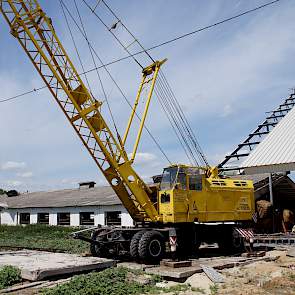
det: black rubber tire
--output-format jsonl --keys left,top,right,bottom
{"left": 90, "top": 230, "right": 110, "bottom": 258}
{"left": 138, "top": 230, "right": 165, "bottom": 263}
{"left": 130, "top": 230, "right": 146, "bottom": 260}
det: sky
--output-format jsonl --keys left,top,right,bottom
{"left": 0, "top": 0, "right": 294, "bottom": 192}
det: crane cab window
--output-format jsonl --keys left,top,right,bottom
{"left": 189, "top": 175, "right": 202, "bottom": 191}
{"left": 160, "top": 166, "right": 189, "bottom": 190}
{"left": 176, "top": 169, "right": 187, "bottom": 190}
{"left": 161, "top": 167, "right": 177, "bottom": 190}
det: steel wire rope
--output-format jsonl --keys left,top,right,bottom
{"left": 154, "top": 88, "right": 193, "bottom": 166}
{"left": 84, "top": 0, "right": 200, "bottom": 165}
{"left": 91, "top": 0, "right": 209, "bottom": 166}
{"left": 82, "top": 0, "right": 144, "bottom": 69}
{"left": 0, "top": 0, "right": 282, "bottom": 103}
{"left": 60, "top": 1, "right": 93, "bottom": 95}
{"left": 158, "top": 72, "right": 209, "bottom": 166}
{"left": 72, "top": 0, "right": 120, "bottom": 136}
{"left": 60, "top": 0, "right": 172, "bottom": 164}
{"left": 99, "top": 0, "right": 155, "bottom": 63}
{"left": 155, "top": 83, "right": 197, "bottom": 166}
{"left": 155, "top": 78, "right": 200, "bottom": 166}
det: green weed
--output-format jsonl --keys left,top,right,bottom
{"left": 41, "top": 267, "right": 164, "bottom": 295}
{"left": 210, "top": 283, "right": 219, "bottom": 295}
{"left": 0, "top": 225, "right": 88, "bottom": 254}
{"left": 0, "top": 265, "right": 21, "bottom": 290}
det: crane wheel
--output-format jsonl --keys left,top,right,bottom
{"left": 130, "top": 230, "right": 146, "bottom": 260}
{"left": 138, "top": 230, "right": 165, "bottom": 263}
{"left": 90, "top": 230, "right": 110, "bottom": 258}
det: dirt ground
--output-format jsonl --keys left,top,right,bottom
{"left": 3, "top": 249, "right": 295, "bottom": 295}
{"left": 217, "top": 250, "right": 295, "bottom": 295}
{"left": 152, "top": 249, "right": 295, "bottom": 295}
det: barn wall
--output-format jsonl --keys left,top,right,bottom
{"left": 0, "top": 205, "right": 133, "bottom": 227}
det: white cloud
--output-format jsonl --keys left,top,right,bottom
{"left": 220, "top": 104, "right": 233, "bottom": 118}
{"left": 1, "top": 1, "right": 295, "bottom": 192}
{"left": 17, "top": 171, "right": 33, "bottom": 178}
{"left": 1, "top": 161, "right": 26, "bottom": 171}
{"left": 129, "top": 152, "right": 157, "bottom": 165}
{"left": 5, "top": 180, "right": 23, "bottom": 187}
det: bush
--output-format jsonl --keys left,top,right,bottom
{"left": 42, "top": 267, "right": 162, "bottom": 295}
{"left": 0, "top": 265, "right": 21, "bottom": 289}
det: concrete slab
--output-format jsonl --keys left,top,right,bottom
{"left": 145, "top": 257, "right": 251, "bottom": 280}
{"left": 287, "top": 248, "right": 295, "bottom": 257}
{"left": 0, "top": 250, "right": 116, "bottom": 281}
{"left": 117, "top": 262, "right": 155, "bottom": 271}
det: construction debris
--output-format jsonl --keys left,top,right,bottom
{"left": 201, "top": 265, "right": 225, "bottom": 283}
{"left": 160, "top": 259, "right": 192, "bottom": 268}
{"left": 145, "top": 255, "right": 278, "bottom": 280}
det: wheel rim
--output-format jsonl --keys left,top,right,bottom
{"left": 149, "top": 239, "right": 162, "bottom": 257}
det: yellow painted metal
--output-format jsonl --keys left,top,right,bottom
{"left": 122, "top": 59, "right": 166, "bottom": 151}
{"left": 0, "top": 0, "right": 161, "bottom": 222}
{"left": 0, "top": 1, "right": 255, "bottom": 227}
{"left": 131, "top": 59, "right": 166, "bottom": 163}
{"left": 158, "top": 165, "right": 255, "bottom": 223}
{"left": 122, "top": 76, "right": 145, "bottom": 146}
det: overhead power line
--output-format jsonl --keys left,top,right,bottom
{"left": 0, "top": 0, "right": 282, "bottom": 104}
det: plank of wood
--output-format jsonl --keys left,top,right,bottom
{"left": 0, "top": 281, "right": 47, "bottom": 293}
{"left": 200, "top": 265, "right": 225, "bottom": 283}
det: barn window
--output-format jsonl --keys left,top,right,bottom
{"left": 105, "top": 211, "right": 121, "bottom": 226}
{"left": 19, "top": 213, "right": 30, "bottom": 224}
{"left": 37, "top": 213, "right": 49, "bottom": 224}
{"left": 57, "top": 212, "right": 70, "bottom": 225}
{"left": 80, "top": 212, "right": 94, "bottom": 225}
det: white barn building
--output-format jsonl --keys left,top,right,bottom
{"left": 0, "top": 183, "right": 133, "bottom": 227}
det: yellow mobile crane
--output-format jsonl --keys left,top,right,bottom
{"left": 0, "top": 0, "right": 255, "bottom": 262}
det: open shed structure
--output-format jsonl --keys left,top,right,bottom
{"left": 236, "top": 173, "right": 295, "bottom": 212}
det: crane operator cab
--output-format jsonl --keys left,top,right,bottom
{"left": 158, "top": 164, "right": 254, "bottom": 224}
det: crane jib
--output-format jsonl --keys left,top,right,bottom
{"left": 0, "top": 0, "right": 165, "bottom": 222}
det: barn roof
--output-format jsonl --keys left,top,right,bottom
{"left": 0, "top": 186, "right": 121, "bottom": 209}
{"left": 242, "top": 106, "right": 295, "bottom": 174}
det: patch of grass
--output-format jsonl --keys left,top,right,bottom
{"left": 286, "top": 271, "right": 295, "bottom": 280}
{"left": 0, "top": 225, "right": 88, "bottom": 254}
{"left": 0, "top": 265, "right": 21, "bottom": 290}
{"left": 42, "top": 267, "right": 164, "bottom": 295}
{"left": 164, "top": 284, "right": 191, "bottom": 295}
{"left": 191, "top": 286, "right": 206, "bottom": 294}
{"left": 209, "top": 284, "right": 219, "bottom": 295}
{"left": 42, "top": 267, "right": 197, "bottom": 295}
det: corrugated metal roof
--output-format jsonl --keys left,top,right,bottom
{"left": 0, "top": 186, "right": 121, "bottom": 209}
{"left": 242, "top": 106, "right": 295, "bottom": 174}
